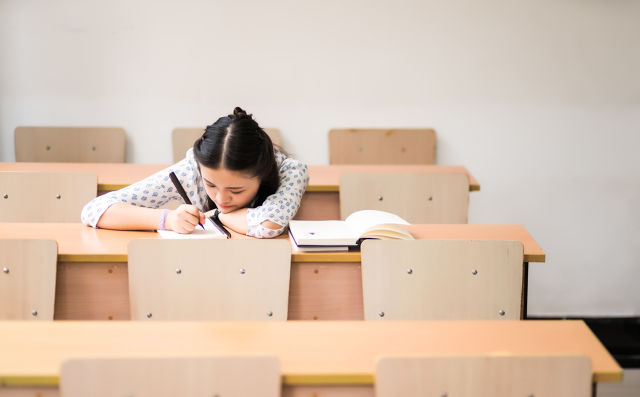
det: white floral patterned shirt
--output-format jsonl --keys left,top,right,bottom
{"left": 81, "top": 148, "right": 309, "bottom": 238}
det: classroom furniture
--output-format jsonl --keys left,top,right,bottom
{"left": 0, "top": 163, "right": 480, "bottom": 221}
{"left": 60, "top": 356, "right": 281, "bottom": 397}
{"left": 0, "top": 239, "right": 57, "bottom": 320}
{"left": 128, "top": 239, "right": 291, "bottom": 320}
{"left": 339, "top": 173, "right": 469, "bottom": 223}
{"left": 0, "top": 223, "right": 543, "bottom": 321}
{"left": 329, "top": 128, "right": 436, "bottom": 165}
{"left": 375, "top": 355, "right": 592, "bottom": 397}
{"left": 0, "top": 171, "right": 97, "bottom": 222}
{"left": 361, "top": 240, "right": 524, "bottom": 320}
{"left": 172, "top": 127, "right": 282, "bottom": 162}
{"left": 14, "top": 127, "right": 126, "bottom": 162}
{"left": 0, "top": 321, "right": 622, "bottom": 396}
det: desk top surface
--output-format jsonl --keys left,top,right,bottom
{"left": 0, "top": 223, "right": 544, "bottom": 263}
{"left": 0, "top": 162, "right": 480, "bottom": 192}
{"left": 0, "top": 320, "right": 621, "bottom": 386}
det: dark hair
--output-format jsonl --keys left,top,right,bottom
{"left": 193, "top": 107, "right": 280, "bottom": 211}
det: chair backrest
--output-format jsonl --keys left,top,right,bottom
{"left": 15, "top": 126, "right": 126, "bottom": 162}
{"left": 0, "top": 239, "right": 57, "bottom": 320}
{"left": 60, "top": 356, "right": 281, "bottom": 397}
{"left": 172, "top": 127, "right": 282, "bottom": 162}
{"left": 329, "top": 128, "right": 436, "bottom": 165}
{"left": 128, "top": 239, "right": 291, "bottom": 320}
{"left": 375, "top": 355, "right": 592, "bottom": 397}
{"left": 339, "top": 173, "right": 469, "bottom": 223}
{"left": 0, "top": 171, "right": 97, "bottom": 222}
{"left": 361, "top": 240, "right": 524, "bottom": 320}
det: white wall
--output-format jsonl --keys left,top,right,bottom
{"left": 1, "top": 0, "right": 638, "bottom": 316}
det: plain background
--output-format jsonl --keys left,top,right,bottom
{"left": 1, "top": 0, "right": 638, "bottom": 316}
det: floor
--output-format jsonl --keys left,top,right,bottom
{"left": 598, "top": 369, "right": 640, "bottom": 397}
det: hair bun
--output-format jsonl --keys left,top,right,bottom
{"left": 232, "top": 107, "right": 251, "bottom": 120}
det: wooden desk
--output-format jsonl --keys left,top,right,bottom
{"left": 0, "top": 223, "right": 543, "bottom": 321}
{"left": 0, "top": 321, "right": 622, "bottom": 396}
{"left": 0, "top": 163, "right": 479, "bottom": 220}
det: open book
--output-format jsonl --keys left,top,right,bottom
{"left": 288, "top": 210, "right": 414, "bottom": 249}
{"left": 157, "top": 217, "right": 227, "bottom": 239}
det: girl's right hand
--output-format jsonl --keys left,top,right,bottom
{"left": 165, "top": 204, "right": 205, "bottom": 234}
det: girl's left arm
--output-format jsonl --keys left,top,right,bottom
{"left": 218, "top": 155, "right": 309, "bottom": 238}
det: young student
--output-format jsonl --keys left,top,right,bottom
{"left": 81, "top": 107, "right": 309, "bottom": 238}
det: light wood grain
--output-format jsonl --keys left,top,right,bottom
{"left": 329, "top": 129, "right": 436, "bottom": 165}
{"left": 0, "top": 171, "right": 97, "bottom": 222}
{"left": 0, "top": 163, "right": 481, "bottom": 193}
{"left": 0, "top": 223, "right": 545, "bottom": 263}
{"left": 60, "top": 356, "right": 280, "bottom": 397}
{"left": 340, "top": 173, "right": 469, "bottom": 223}
{"left": 376, "top": 355, "right": 592, "bottom": 396}
{"left": 0, "top": 239, "right": 57, "bottom": 320}
{"left": 361, "top": 240, "right": 524, "bottom": 320}
{"left": 15, "top": 127, "right": 125, "bottom": 163}
{"left": 128, "top": 239, "right": 291, "bottom": 320}
{"left": 0, "top": 321, "right": 621, "bottom": 386}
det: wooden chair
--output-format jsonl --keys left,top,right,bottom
{"left": 0, "top": 171, "right": 97, "bottom": 222}
{"left": 128, "top": 239, "right": 291, "bottom": 320}
{"left": 0, "top": 239, "right": 57, "bottom": 320}
{"left": 172, "top": 127, "right": 282, "bottom": 162}
{"left": 15, "top": 126, "right": 126, "bottom": 162}
{"left": 339, "top": 173, "right": 469, "bottom": 223}
{"left": 376, "top": 355, "right": 592, "bottom": 397}
{"left": 60, "top": 356, "right": 281, "bottom": 397}
{"left": 329, "top": 128, "right": 436, "bottom": 164}
{"left": 361, "top": 240, "right": 524, "bottom": 320}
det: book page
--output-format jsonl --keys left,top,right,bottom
{"left": 344, "top": 210, "right": 410, "bottom": 237}
{"left": 288, "top": 220, "right": 360, "bottom": 246}
{"left": 157, "top": 218, "right": 225, "bottom": 239}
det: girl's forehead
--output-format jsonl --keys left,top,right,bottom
{"left": 200, "top": 165, "right": 258, "bottom": 185}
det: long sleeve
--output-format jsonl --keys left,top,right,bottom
{"left": 81, "top": 151, "right": 208, "bottom": 227}
{"left": 81, "top": 148, "right": 309, "bottom": 237}
{"left": 246, "top": 150, "right": 309, "bottom": 238}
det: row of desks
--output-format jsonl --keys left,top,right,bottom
{"left": 0, "top": 163, "right": 622, "bottom": 392}
{"left": 1, "top": 223, "right": 544, "bottom": 321}
{"left": 0, "top": 321, "right": 623, "bottom": 394}
{"left": 0, "top": 163, "right": 479, "bottom": 221}
{"left": 0, "top": 162, "right": 481, "bottom": 193}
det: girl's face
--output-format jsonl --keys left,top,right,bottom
{"left": 200, "top": 165, "right": 261, "bottom": 213}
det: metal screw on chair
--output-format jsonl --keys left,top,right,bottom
{"left": 2, "top": 267, "right": 8, "bottom": 274}
{"left": 401, "top": 147, "right": 406, "bottom": 152}
{"left": 175, "top": 268, "right": 182, "bottom": 274}
{"left": 472, "top": 269, "right": 478, "bottom": 275}
{"left": 239, "top": 268, "right": 246, "bottom": 274}
{"left": 406, "top": 268, "right": 413, "bottom": 274}
{"left": 498, "top": 310, "right": 505, "bottom": 316}
{"left": 46, "top": 146, "right": 51, "bottom": 151}
{"left": 267, "top": 311, "right": 273, "bottom": 317}
{"left": 3, "top": 194, "right": 7, "bottom": 199}
{"left": 427, "top": 196, "right": 433, "bottom": 201}
{"left": 146, "top": 312, "right": 152, "bottom": 318}
{"left": 32, "top": 310, "right": 38, "bottom": 317}
{"left": 56, "top": 194, "right": 61, "bottom": 199}
{"left": 92, "top": 146, "right": 97, "bottom": 151}
{"left": 377, "top": 195, "right": 383, "bottom": 201}
{"left": 378, "top": 311, "right": 385, "bottom": 317}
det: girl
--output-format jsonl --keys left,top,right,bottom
{"left": 81, "top": 107, "right": 309, "bottom": 238}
